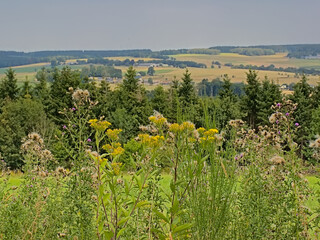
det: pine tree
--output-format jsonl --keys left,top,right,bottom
{"left": 151, "top": 86, "right": 169, "bottom": 116}
{"left": 20, "top": 81, "right": 32, "bottom": 98}
{"left": 48, "top": 67, "right": 81, "bottom": 122}
{"left": 218, "top": 74, "right": 241, "bottom": 128}
{"left": 0, "top": 68, "right": 19, "bottom": 100}
{"left": 257, "top": 77, "right": 282, "bottom": 126}
{"left": 113, "top": 67, "right": 151, "bottom": 139}
{"left": 291, "top": 75, "right": 314, "bottom": 159}
{"left": 241, "top": 70, "right": 261, "bottom": 129}
{"left": 167, "top": 77, "right": 180, "bottom": 123}
{"left": 178, "top": 69, "right": 196, "bottom": 106}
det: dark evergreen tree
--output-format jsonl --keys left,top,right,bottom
{"left": 0, "top": 68, "right": 19, "bottom": 100}
{"left": 113, "top": 66, "right": 151, "bottom": 139}
{"left": 95, "top": 79, "right": 113, "bottom": 119}
{"left": 48, "top": 67, "right": 81, "bottom": 123}
{"left": 167, "top": 77, "right": 180, "bottom": 123}
{"left": 290, "top": 75, "right": 314, "bottom": 159}
{"left": 241, "top": 70, "right": 261, "bottom": 129}
{"left": 178, "top": 69, "right": 197, "bottom": 106}
{"left": 151, "top": 86, "right": 169, "bottom": 116}
{"left": 33, "top": 68, "right": 50, "bottom": 104}
{"left": 218, "top": 74, "right": 241, "bottom": 128}
{"left": 20, "top": 81, "right": 32, "bottom": 98}
{"left": 257, "top": 77, "right": 282, "bottom": 126}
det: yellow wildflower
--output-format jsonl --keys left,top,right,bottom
{"left": 149, "top": 116, "right": 157, "bottom": 122}
{"left": 169, "top": 123, "right": 181, "bottom": 133}
{"left": 197, "top": 127, "right": 206, "bottom": 134}
{"left": 102, "top": 144, "right": 113, "bottom": 152}
{"left": 149, "top": 115, "right": 167, "bottom": 126}
{"left": 111, "top": 146, "right": 125, "bottom": 157}
{"left": 204, "top": 129, "right": 219, "bottom": 137}
{"left": 106, "top": 129, "right": 122, "bottom": 141}
{"left": 111, "top": 162, "right": 122, "bottom": 175}
{"left": 138, "top": 134, "right": 164, "bottom": 147}
{"left": 180, "top": 121, "right": 195, "bottom": 132}
{"left": 89, "top": 119, "right": 111, "bottom": 131}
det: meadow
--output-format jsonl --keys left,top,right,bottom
{"left": 1, "top": 102, "right": 320, "bottom": 239}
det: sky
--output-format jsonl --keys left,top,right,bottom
{"left": 0, "top": 0, "right": 319, "bottom": 52}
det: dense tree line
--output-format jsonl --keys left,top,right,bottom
{"left": 0, "top": 67, "right": 319, "bottom": 169}
{"left": 81, "top": 65, "right": 122, "bottom": 78}
{"left": 230, "top": 48, "right": 275, "bottom": 56}
{"left": 229, "top": 63, "right": 320, "bottom": 76}
{"left": 211, "top": 44, "right": 320, "bottom": 58}
{"left": 85, "top": 57, "right": 207, "bottom": 68}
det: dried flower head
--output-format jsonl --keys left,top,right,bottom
{"left": 269, "top": 155, "right": 285, "bottom": 165}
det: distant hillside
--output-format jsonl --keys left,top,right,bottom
{"left": 210, "top": 44, "right": 320, "bottom": 58}
{"left": 0, "top": 44, "right": 320, "bottom": 68}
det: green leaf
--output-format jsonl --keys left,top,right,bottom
{"left": 171, "top": 198, "right": 179, "bottom": 215}
{"left": 153, "top": 209, "right": 169, "bottom": 224}
{"left": 116, "top": 228, "right": 126, "bottom": 238}
{"left": 102, "top": 230, "right": 114, "bottom": 240}
{"left": 136, "top": 200, "right": 150, "bottom": 209}
{"left": 117, "top": 216, "right": 130, "bottom": 226}
{"left": 172, "top": 223, "right": 193, "bottom": 234}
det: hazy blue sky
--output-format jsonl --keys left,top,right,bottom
{"left": 0, "top": 0, "right": 319, "bottom": 51}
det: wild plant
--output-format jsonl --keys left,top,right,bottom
{"left": 230, "top": 99, "right": 311, "bottom": 239}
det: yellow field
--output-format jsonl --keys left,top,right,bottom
{"left": 117, "top": 65, "right": 320, "bottom": 86}
{"left": 1, "top": 53, "right": 320, "bottom": 87}
{"left": 11, "top": 62, "right": 50, "bottom": 69}
{"left": 172, "top": 53, "right": 320, "bottom": 69}
{"left": 106, "top": 57, "right": 158, "bottom": 62}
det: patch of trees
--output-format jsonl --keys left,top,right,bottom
{"left": 158, "top": 48, "right": 220, "bottom": 55}
{"left": 211, "top": 44, "right": 320, "bottom": 58}
{"left": 197, "top": 77, "right": 245, "bottom": 97}
{"left": 229, "top": 63, "right": 320, "bottom": 75}
{"left": 81, "top": 65, "right": 122, "bottom": 78}
{"left": 86, "top": 58, "right": 207, "bottom": 68}
{"left": 230, "top": 48, "right": 275, "bottom": 56}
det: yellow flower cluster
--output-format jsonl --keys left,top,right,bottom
{"left": 149, "top": 116, "right": 167, "bottom": 126}
{"left": 197, "top": 127, "right": 206, "bottom": 134}
{"left": 111, "top": 162, "right": 122, "bottom": 175}
{"left": 199, "top": 128, "right": 219, "bottom": 143}
{"left": 89, "top": 119, "right": 111, "bottom": 131}
{"left": 180, "top": 121, "right": 195, "bottom": 132}
{"left": 102, "top": 142, "right": 125, "bottom": 157}
{"left": 138, "top": 134, "right": 165, "bottom": 147}
{"left": 169, "top": 122, "right": 195, "bottom": 133}
{"left": 169, "top": 123, "right": 181, "bottom": 133}
{"left": 106, "top": 129, "right": 122, "bottom": 141}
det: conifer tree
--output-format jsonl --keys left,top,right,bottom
{"left": 241, "top": 70, "right": 261, "bottom": 129}
{"left": 113, "top": 66, "right": 151, "bottom": 139}
{"left": 167, "top": 77, "right": 180, "bottom": 123}
{"left": 178, "top": 69, "right": 197, "bottom": 106}
{"left": 257, "top": 76, "right": 282, "bottom": 126}
{"left": 0, "top": 68, "right": 19, "bottom": 100}
{"left": 218, "top": 74, "right": 240, "bottom": 128}
{"left": 291, "top": 75, "right": 314, "bottom": 159}
{"left": 151, "top": 86, "right": 169, "bottom": 116}
{"left": 49, "top": 67, "right": 81, "bottom": 122}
